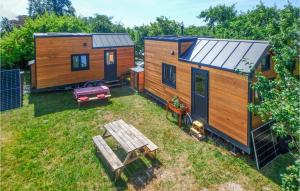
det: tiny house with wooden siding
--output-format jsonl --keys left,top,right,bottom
{"left": 144, "top": 36, "right": 276, "bottom": 154}
{"left": 31, "top": 33, "right": 135, "bottom": 89}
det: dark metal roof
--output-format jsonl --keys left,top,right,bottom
{"left": 144, "top": 36, "right": 198, "bottom": 42}
{"left": 180, "top": 38, "right": 269, "bottom": 74}
{"left": 34, "top": 33, "right": 134, "bottom": 48}
{"left": 92, "top": 34, "right": 134, "bottom": 48}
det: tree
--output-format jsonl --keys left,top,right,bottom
{"left": 0, "top": 17, "right": 13, "bottom": 37}
{"left": 198, "top": 4, "right": 237, "bottom": 28}
{"left": 28, "top": 0, "right": 75, "bottom": 18}
{"left": 83, "top": 14, "right": 126, "bottom": 33}
{"left": 148, "top": 16, "right": 180, "bottom": 36}
{"left": 0, "top": 13, "right": 89, "bottom": 69}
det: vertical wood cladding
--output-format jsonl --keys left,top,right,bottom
{"left": 30, "top": 64, "right": 36, "bottom": 88}
{"left": 145, "top": 40, "right": 249, "bottom": 145}
{"left": 35, "top": 36, "right": 134, "bottom": 89}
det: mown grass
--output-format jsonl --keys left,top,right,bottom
{"left": 0, "top": 87, "right": 293, "bottom": 190}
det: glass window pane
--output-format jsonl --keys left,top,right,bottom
{"left": 106, "top": 51, "right": 114, "bottom": 65}
{"left": 80, "top": 55, "right": 87, "bottom": 68}
{"left": 195, "top": 74, "right": 205, "bottom": 95}
{"left": 72, "top": 56, "right": 80, "bottom": 69}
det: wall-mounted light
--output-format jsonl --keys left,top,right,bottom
{"left": 83, "top": 43, "right": 87, "bottom": 47}
{"left": 170, "top": 50, "right": 175, "bottom": 55}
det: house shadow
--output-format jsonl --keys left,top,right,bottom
{"left": 29, "top": 86, "right": 133, "bottom": 117}
{"left": 94, "top": 145, "right": 162, "bottom": 191}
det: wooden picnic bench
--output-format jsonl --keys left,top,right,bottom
{"left": 92, "top": 119, "right": 158, "bottom": 180}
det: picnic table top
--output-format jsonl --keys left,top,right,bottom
{"left": 104, "top": 120, "right": 151, "bottom": 153}
{"left": 74, "top": 85, "right": 110, "bottom": 98}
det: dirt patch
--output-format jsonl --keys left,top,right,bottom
{"left": 127, "top": 154, "right": 199, "bottom": 191}
{"left": 200, "top": 182, "right": 244, "bottom": 191}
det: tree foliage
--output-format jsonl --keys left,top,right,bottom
{"left": 28, "top": 0, "right": 75, "bottom": 18}
{"left": 198, "top": 4, "right": 237, "bottom": 28}
{"left": 0, "top": 17, "right": 14, "bottom": 37}
{"left": 0, "top": 13, "right": 88, "bottom": 68}
{"left": 83, "top": 14, "right": 126, "bottom": 33}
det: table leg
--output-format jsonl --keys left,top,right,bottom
{"left": 102, "top": 130, "right": 111, "bottom": 138}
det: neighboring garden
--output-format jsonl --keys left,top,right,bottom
{"left": 0, "top": 86, "right": 294, "bottom": 190}
{"left": 0, "top": 0, "right": 299, "bottom": 190}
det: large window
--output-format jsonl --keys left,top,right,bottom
{"left": 261, "top": 54, "right": 271, "bottom": 72}
{"left": 162, "top": 63, "right": 176, "bottom": 88}
{"left": 71, "top": 54, "right": 89, "bottom": 71}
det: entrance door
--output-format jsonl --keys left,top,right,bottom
{"left": 104, "top": 50, "right": 117, "bottom": 81}
{"left": 191, "top": 68, "right": 209, "bottom": 122}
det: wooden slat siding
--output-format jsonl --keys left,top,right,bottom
{"left": 30, "top": 64, "right": 36, "bottom": 88}
{"left": 145, "top": 40, "right": 249, "bottom": 145}
{"left": 252, "top": 54, "right": 277, "bottom": 129}
{"left": 180, "top": 41, "right": 194, "bottom": 55}
{"left": 92, "top": 135, "right": 124, "bottom": 171}
{"left": 35, "top": 36, "right": 134, "bottom": 89}
{"left": 138, "top": 71, "right": 145, "bottom": 92}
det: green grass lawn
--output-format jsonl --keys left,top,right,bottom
{"left": 0, "top": 87, "right": 293, "bottom": 190}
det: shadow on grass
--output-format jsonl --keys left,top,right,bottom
{"left": 94, "top": 146, "right": 161, "bottom": 191}
{"left": 29, "top": 86, "right": 133, "bottom": 117}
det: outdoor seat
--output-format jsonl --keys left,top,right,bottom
{"left": 78, "top": 96, "right": 89, "bottom": 102}
{"left": 97, "top": 94, "right": 106, "bottom": 99}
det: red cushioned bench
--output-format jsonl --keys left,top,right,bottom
{"left": 74, "top": 86, "right": 111, "bottom": 107}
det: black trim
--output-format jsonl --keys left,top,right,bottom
{"left": 162, "top": 63, "right": 176, "bottom": 89}
{"left": 34, "top": 33, "right": 131, "bottom": 38}
{"left": 71, "top": 54, "right": 90, "bottom": 71}
{"left": 144, "top": 36, "right": 197, "bottom": 43}
{"left": 205, "top": 125, "right": 251, "bottom": 154}
{"left": 92, "top": 45, "right": 135, "bottom": 49}
{"left": 261, "top": 54, "right": 271, "bottom": 72}
{"left": 248, "top": 75, "right": 253, "bottom": 153}
{"left": 179, "top": 58, "right": 249, "bottom": 75}
{"left": 34, "top": 36, "right": 37, "bottom": 87}
{"left": 144, "top": 89, "right": 167, "bottom": 106}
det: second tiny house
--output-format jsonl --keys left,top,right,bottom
{"left": 31, "top": 33, "right": 135, "bottom": 89}
{"left": 144, "top": 36, "right": 276, "bottom": 153}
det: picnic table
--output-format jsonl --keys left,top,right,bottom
{"left": 73, "top": 85, "right": 111, "bottom": 107}
{"left": 92, "top": 119, "right": 158, "bottom": 180}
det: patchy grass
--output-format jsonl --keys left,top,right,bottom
{"left": 0, "top": 87, "right": 293, "bottom": 190}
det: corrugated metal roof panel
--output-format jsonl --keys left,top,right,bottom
{"left": 201, "top": 41, "right": 228, "bottom": 65}
{"left": 192, "top": 40, "right": 217, "bottom": 63}
{"left": 235, "top": 43, "right": 269, "bottom": 73}
{"left": 92, "top": 34, "right": 134, "bottom": 48}
{"left": 182, "top": 39, "right": 208, "bottom": 61}
{"left": 180, "top": 38, "right": 269, "bottom": 74}
{"left": 222, "top": 42, "right": 252, "bottom": 69}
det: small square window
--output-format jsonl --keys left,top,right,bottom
{"left": 71, "top": 54, "right": 89, "bottom": 71}
{"left": 261, "top": 54, "right": 271, "bottom": 72}
{"left": 162, "top": 63, "right": 176, "bottom": 88}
